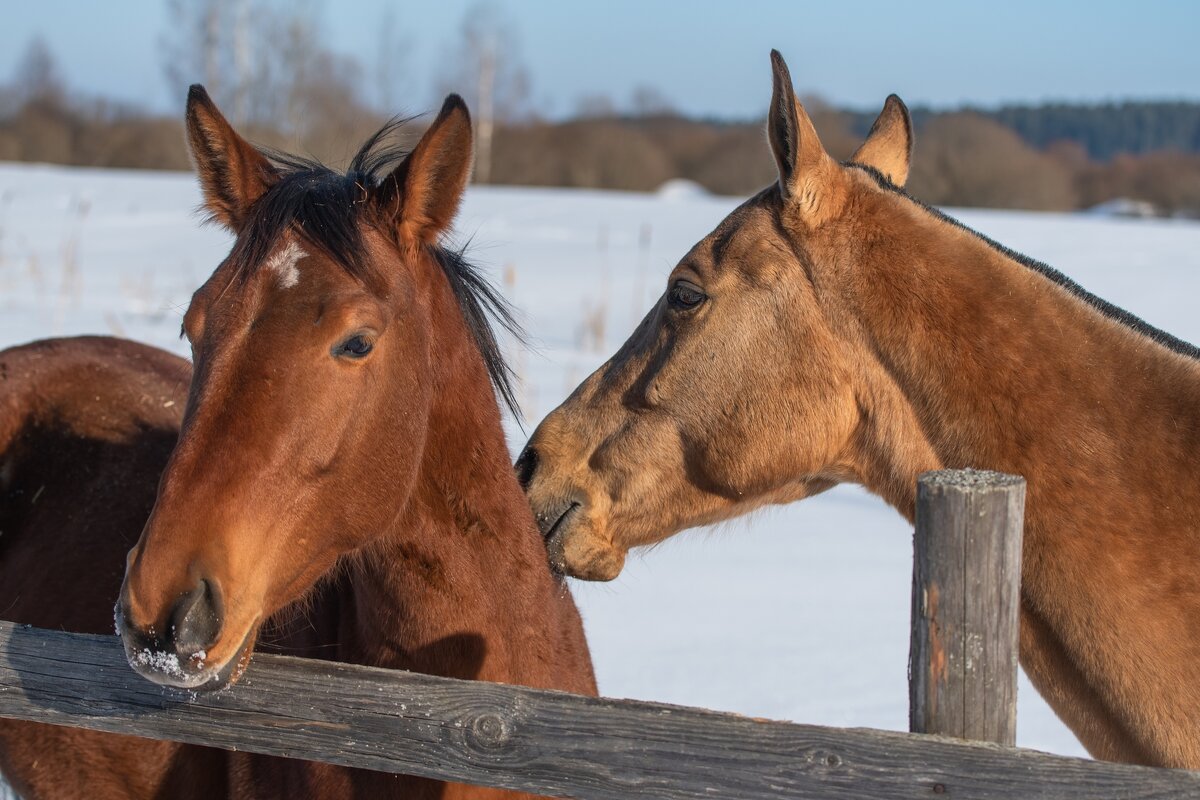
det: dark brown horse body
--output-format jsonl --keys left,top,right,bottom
{"left": 522, "top": 52, "right": 1200, "bottom": 767}
{"left": 0, "top": 88, "right": 593, "bottom": 799}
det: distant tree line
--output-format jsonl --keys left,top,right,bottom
{"left": 1, "top": 4, "right": 1198, "bottom": 217}
{"left": 983, "top": 102, "right": 1200, "bottom": 160}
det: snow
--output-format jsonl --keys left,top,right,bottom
{"left": 132, "top": 648, "right": 186, "bottom": 679}
{"left": 3, "top": 161, "right": 1200, "bottom": 781}
{"left": 1086, "top": 198, "right": 1161, "bottom": 219}
{"left": 655, "top": 178, "right": 710, "bottom": 200}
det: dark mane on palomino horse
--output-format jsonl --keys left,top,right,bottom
{"left": 520, "top": 50, "right": 1200, "bottom": 769}
{"left": 0, "top": 87, "right": 594, "bottom": 799}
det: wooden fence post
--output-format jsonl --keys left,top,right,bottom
{"left": 909, "top": 469, "right": 1026, "bottom": 746}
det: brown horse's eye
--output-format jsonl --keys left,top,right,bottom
{"left": 668, "top": 280, "right": 706, "bottom": 311}
{"left": 334, "top": 334, "right": 374, "bottom": 359}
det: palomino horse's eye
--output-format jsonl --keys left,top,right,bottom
{"left": 668, "top": 280, "right": 707, "bottom": 311}
{"left": 333, "top": 334, "right": 374, "bottom": 360}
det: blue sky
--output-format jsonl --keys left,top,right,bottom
{"left": 2, "top": 0, "right": 1197, "bottom": 119}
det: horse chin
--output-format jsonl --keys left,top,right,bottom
{"left": 547, "top": 514, "right": 627, "bottom": 581}
{"left": 123, "top": 626, "right": 258, "bottom": 692}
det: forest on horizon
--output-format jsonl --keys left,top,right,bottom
{"left": 2, "top": 2, "right": 1198, "bottom": 216}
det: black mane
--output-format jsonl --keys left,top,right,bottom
{"left": 846, "top": 162, "right": 1200, "bottom": 362}
{"left": 225, "top": 119, "right": 524, "bottom": 418}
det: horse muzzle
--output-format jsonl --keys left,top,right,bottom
{"left": 535, "top": 496, "right": 627, "bottom": 581}
{"left": 115, "top": 578, "right": 254, "bottom": 691}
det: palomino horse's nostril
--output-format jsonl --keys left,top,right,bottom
{"left": 514, "top": 445, "right": 539, "bottom": 490}
{"left": 169, "top": 579, "right": 223, "bottom": 658}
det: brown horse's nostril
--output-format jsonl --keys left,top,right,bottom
{"left": 514, "top": 445, "right": 539, "bottom": 490}
{"left": 168, "top": 579, "right": 223, "bottom": 658}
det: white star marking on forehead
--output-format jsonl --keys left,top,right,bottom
{"left": 264, "top": 240, "right": 307, "bottom": 289}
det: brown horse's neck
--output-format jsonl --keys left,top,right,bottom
{"left": 842, "top": 201, "right": 1200, "bottom": 511}
{"left": 336, "top": 258, "right": 594, "bottom": 694}
{"left": 835, "top": 197, "right": 1200, "bottom": 766}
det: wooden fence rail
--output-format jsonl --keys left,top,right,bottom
{"left": 2, "top": 620, "right": 1199, "bottom": 799}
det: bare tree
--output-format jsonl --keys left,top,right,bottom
{"left": 373, "top": 5, "right": 410, "bottom": 114}
{"left": 159, "top": 0, "right": 377, "bottom": 148}
{"left": 13, "top": 35, "right": 65, "bottom": 107}
{"left": 231, "top": 0, "right": 253, "bottom": 124}
{"left": 908, "top": 113, "right": 1078, "bottom": 211}
{"left": 161, "top": 0, "right": 229, "bottom": 108}
{"left": 441, "top": 2, "right": 531, "bottom": 183}
{"left": 575, "top": 93, "right": 617, "bottom": 119}
{"left": 630, "top": 85, "right": 675, "bottom": 117}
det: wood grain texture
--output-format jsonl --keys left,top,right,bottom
{"left": 910, "top": 469, "right": 1025, "bottom": 746}
{"left": 1, "top": 620, "right": 1197, "bottom": 799}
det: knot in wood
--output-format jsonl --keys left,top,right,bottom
{"left": 809, "top": 748, "right": 843, "bottom": 771}
{"left": 466, "top": 711, "right": 511, "bottom": 750}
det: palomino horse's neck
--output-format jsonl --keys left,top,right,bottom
{"left": 836, "top": 193, "right": 1200, "bottom": 766}
{"left": 340, "top": 254, "right": 593, "bottom": 694}
{"left": 844, "top": 197, "right": 1200, "bottom": 512}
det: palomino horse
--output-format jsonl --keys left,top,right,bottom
{"left": 0, "top": 88, "right": 594, "bottom": 798}
{"left": 520, "top": 50, "right": 1200, "bottom": 769}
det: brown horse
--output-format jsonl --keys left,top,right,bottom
{"left": 0, "top": 87, "right": 594, "bottom": 799}
{"left": 520, "top": 50, "right": 1200, "bottom": 769}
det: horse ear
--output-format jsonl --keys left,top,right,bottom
{"left": 767, "top": 50, "right": 837, "bottom": 215}
{"left": 185, "top": 85, "right": 276, "bottom": 230}
{"left": 377, "top": 94, "right": 473, "bottom": 244}
{"left": 851, "top": 95, "right": 913, "bottom": 186}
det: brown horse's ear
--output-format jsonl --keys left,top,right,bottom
{"left": 851, "top": 94, "right": 913, "bottom": 186}
{"left": 185, "top": 85, "right": 276, "bottom": 230}
{"left": 376, "top": 94, "right": 474, "bottom": 244}
{"left": 767, "top": 50, "right": 837, "bottom": 217}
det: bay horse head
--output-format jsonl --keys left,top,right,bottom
{"left": 519, "top": 51, "right": 918, "bottom": 580}
{"left": 116, "top": 87, "right": 511, "bottom": 688}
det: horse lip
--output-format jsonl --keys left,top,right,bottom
{"left": 541, "top": 501, "right": 581, "bottom": 546}
{"left": 541, "top": 502, "right": 580, "bottom": 578}
{"left": 197, "top": 629, "right": 256, "bottom": 691}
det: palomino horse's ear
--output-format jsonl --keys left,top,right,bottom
{"left": 851, "top": 95, "right": 913, "bottom": 187}
{"left": 185, "top": 85, "right": 276, "bottom": 230}
{"left": 376, "top": 94, "right": 473, "bottom": 244}
{"left": 767, "top": 50, "right": 837, "bottom": 215}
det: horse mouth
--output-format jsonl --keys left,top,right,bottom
{"left": 540, "top": 501, "right": 580, "bottom": 546}
{"left": 121, "top": 622, "right": 258, "bottom": 692}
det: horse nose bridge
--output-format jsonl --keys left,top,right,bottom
{"left": 123, "top": 502, "right": 229, "bottom": 627}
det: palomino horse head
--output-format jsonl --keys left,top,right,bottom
{"left": 116, "top": 87, "right": 508, "bottom": 688}
{"left": 519, "top": 51, "right": 920, "bottom": 580}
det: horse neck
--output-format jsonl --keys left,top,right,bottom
{"left": 832, "top": 201, "right": 1200, "bottom": 510}
{"left": 337, "top": 258, "right": 589, "bottom": 691}
{"left": 831, "top": 200, "right": 1200, "bottom": 765}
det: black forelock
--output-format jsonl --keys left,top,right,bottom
{"left": 218, "top": 118, "right": 525, "bottom": 419}
{"left": 845, "top": 161, "right": 1200, "bottom": 362}
{"left": 227, "top": 118, "right": 413, "bottom": 282}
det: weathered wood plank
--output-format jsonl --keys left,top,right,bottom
{"left": 911, "top": 469, "right": 1025, "bottom": 746}
{"left": 0, "top": 620, "right": 1196, "bottom": 799}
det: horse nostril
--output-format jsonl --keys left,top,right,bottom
{"left": 169, "top": 579, "right": 223, "bottom": 658}
{"left": 514, "top": 445, "right": 539, "bottom": 490}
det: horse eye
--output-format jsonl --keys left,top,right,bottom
{"left": 668, "top": 280, "right": 706, "bottom": 311}
{"left": 333, "top": 334, "right": 374, "bottom": 359}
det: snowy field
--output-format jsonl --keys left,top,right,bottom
{"left": 3, "top": 161, "right": 1200, "bottom": 784}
